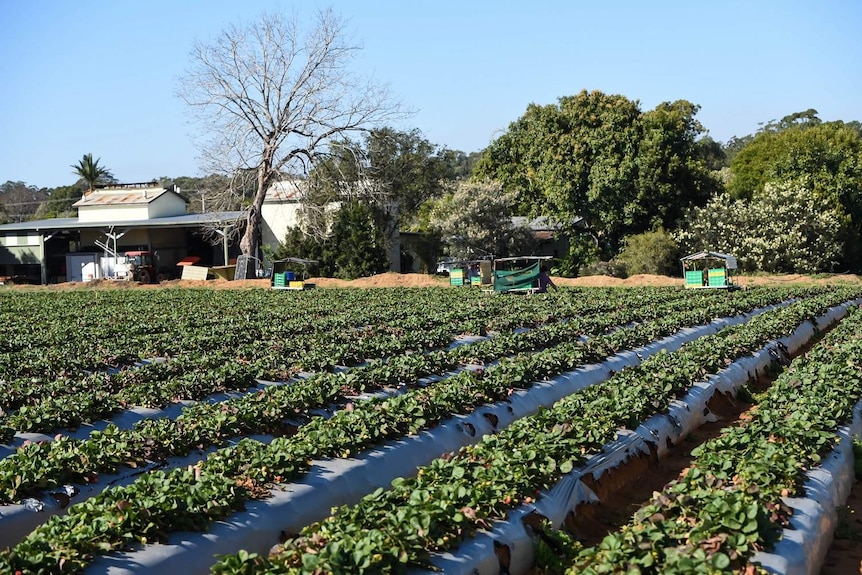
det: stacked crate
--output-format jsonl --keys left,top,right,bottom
{"left": 273, "top": 271, "right": 297, "bottom": 288}
{"left": 449, "top": 268, "right": 465, "bottom": 286}
{"left": 684, "top": 270, "right": 703, "bottom": 288}
{"left": 707, "top": 268, "right": 727, "bottom": 287}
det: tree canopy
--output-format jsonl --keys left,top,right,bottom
{"left": 0, "top": 181, "right": 48, "bottom": 223}
{"left": 675, "top": 181, "right": 846, "bottom": 274}
{"left": 296, "top": 127, "right": 457, "bottom": 269}
{"left": 473, "top": 90, "right": 717, "bottom": 270}
{"left": 728, "top": 119, "right": 862, "bottom": 202}
{"left": 71, "top": 153, "right": 114, "bottom": 191}
{"left": 34, "top": 184, "right": 85, "bottom": 219}
{"left": 725, "top": 115, "right": 862, "bottom": 270}
{"left": 271, "top": 200, "right": 388, "bottom": 279}
{"left": 428, "top": 180, "right": 535, "bottom": 260}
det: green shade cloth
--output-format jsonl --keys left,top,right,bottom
{"left": 493, "top": 262, "right": 540, "bottom": 292}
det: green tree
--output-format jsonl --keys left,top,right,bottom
{"left": 34, "top": 183, "right": 86, "bottom": 219}
{"left": 429, "top": 180, "right": 536, "bottom": 259}
{"left": 446, "top": 150, "right": 483, "bottom": 180}
{"left": 633, "top": 101, "right": 720, "bottom": 233}
{"left": 0, "top": 181, "right": 48, "bottom": 222}
{"left": 313, "top": 129, "right": 456, "bottom": 223}
{"left": 725, "top": 109, "right": 844, "bottom": 200}
{"left": 760, "top": 108, "right": 822, "bottom": 133}
{"left": 272, "top": 200, "right": 388, "bottom": 278}
{"left": 270, "top": 226, "right": 331, "bottom": 276}
{"left": 365, "top": 128, "right": 456, "bottom": 218}
{"left": 694, "top": 135, "right": 727, "bottom": 171}
{"left": 363, "top": 128, "right": 456, "bottom": 265}
{"left": 303, "top": 127, "right": 456, "bottom": 269}
{"left": 71, "top": 153, "right": 113, "bottom": 191}
{"left": 474, "top": 90, "right": 715, "bottom": 267}
{"left": 724, "top": 109, "right": 825, "bottom": 168}
{"left": 328, "top": 200, "right": 388, "bottom": 279}
{"left": 727, "top": 119, "right": 862, "bottom": 270}
{"left": 473, "top": 100, "right": 571, "bottom": 217}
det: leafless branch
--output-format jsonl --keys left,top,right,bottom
{"left": 178, "top": 8, "right": 408, "bottom": 263}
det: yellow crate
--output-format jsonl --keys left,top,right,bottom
{"left": 289, "top": 281, "right": 305, "bottom": 289}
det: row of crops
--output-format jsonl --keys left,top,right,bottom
{"left": 0, "top": 283, "right": 860, "bottom": 574}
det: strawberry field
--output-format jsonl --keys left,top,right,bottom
{"left": 0, "top": 284, "right": 861, "bottom": 574}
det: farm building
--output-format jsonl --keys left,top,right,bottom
{"left": 510, "top": 215, "right": 572, "bottom": 259}
{"left": 260, "top": 179, "right": 343, "bottom": 250}
{"left": 0, "top": 178, "right": 569, "bottom": 283}
{"left": 260, "top": 178, "right": 406, "bottom": 272}
{"left": 0, "top": 182, "right": 244, "bottom": 284}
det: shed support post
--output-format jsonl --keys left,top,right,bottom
{"left": 38, "top": 232, "right": 47, "bottom": 285}
{"left": 222, "top": 227, "right": 229, "bottom": 266}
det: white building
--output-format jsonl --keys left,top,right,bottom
{"left": 260, "top": 179, "right": 306, "bottom": 249}
{"left": 260, "top": 178, "right": 402, "bottom": 272}
{"left": 74, "top": 184, "right": 189, "bottom": 223}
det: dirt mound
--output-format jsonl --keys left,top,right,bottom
{"left": 556, "top": 273, "right": 862, "bottom": 288}
{"left": 309, "top": 272, "right": 449, "bottom": 289}
{"left": 738, "top": 273, "right": 861, "bottom": 286}
{"left": 556, "top": 274, "right": 680, "bottom": 288}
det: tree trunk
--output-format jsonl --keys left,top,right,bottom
{"left": 239, "top": 205, "right": 258, "bottom": 256}
{"left": 238, "top": 163, "right": 273, "bottom": 278}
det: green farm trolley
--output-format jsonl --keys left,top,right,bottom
{"left": 680, "top": 251, "right": 738, "bottom": 290}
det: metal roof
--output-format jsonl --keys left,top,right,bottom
{"left": 680, "top": 251, "right": 738, "bottom": 269}
{"left": 273, "top": 257, "right": 319, "bottom": 265}
{"left": 72, "top": 186, "right": 189, "bottom": 207}
{"left": 494, "top": 256, "right": 553, "bottom": 262}
{"left": 510, "top": 215, "right": 583, "bottom": 230}
{"left": 265, "top": 180, "right": 305, "bottom": 202}
{"left": 0, "top": 212, "right": 246, "bottom": 233}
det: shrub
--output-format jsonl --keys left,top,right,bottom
{"left": 616, "top": 228, "right": 680, "bottom": 276}
{"left": 578, "top": 260, "right": 628, "bottom": 278}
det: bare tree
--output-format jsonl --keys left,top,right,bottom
{"left": 178, "top": 9, "right": 404, "bottom": 271}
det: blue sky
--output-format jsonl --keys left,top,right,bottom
{"left": 1, "top": 0, "right": 859, "bottom": 189}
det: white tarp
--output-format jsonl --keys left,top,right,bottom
{"left": 419, "top": 301, "right": 857, "bottom": 575}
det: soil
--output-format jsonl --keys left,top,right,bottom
{"left": 554, "top": 324, "right": 862, "bottom": 574}
{"left": 565, "top": 385, "right": 760, "bottom": 547}
{"left": 821, "top": 481, "right": 862, "bottom": 574}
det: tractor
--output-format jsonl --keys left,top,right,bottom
{"left": 123, "top": 251, "right": 171, "bottom": 283}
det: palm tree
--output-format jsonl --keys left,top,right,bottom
{"left": 71, "top": 153, "right": 113, "bottom": 191}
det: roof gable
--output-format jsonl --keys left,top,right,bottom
{"left": 264, "top": 179, "right": 306, "bottom": 203}
{"left": 73, "top": 183, "right": 189, "bottom": 208}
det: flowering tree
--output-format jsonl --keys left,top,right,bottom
{"left": 429, "top": 181, "right": 535, "bottom": 259}
{"left": 675, "top": 181, "right": 846, "bottom": 273}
